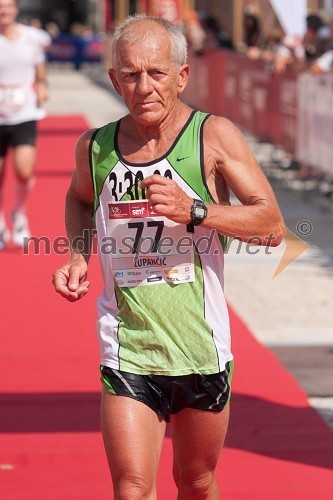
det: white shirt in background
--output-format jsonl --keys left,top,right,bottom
{"left": 0, "top": 24, "right": 48, "bottom": 125}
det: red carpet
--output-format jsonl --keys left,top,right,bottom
{"left": 0, "top": 116, "right": 332, "bottom": 499}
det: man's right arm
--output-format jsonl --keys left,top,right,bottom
{"left": 53, "top": 129, "right": 96, "bottom": 301}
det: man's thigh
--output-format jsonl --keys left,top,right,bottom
{"left": 170, "top": 404, "right": 230, "bottom": 478}
{"left": 101, "top": 390, "right": 166, "bottom": 483}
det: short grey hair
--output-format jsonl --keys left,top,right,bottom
{"left": 111, "top": 14, "right": 187, "bottom": 68}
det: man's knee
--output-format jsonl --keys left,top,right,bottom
{"left": 15, "top": 172, "right": 34, "bottom": 184}
{"left": 13, "top": 146, "right": 36, "bottom": 182}
{"left": 113, "top": 472, "right": 155, "bottom": 500}
{"left": 173, "top": 466, "right": 217, "bottom": 498}
{"left": 14, "top": 161, "right": 35, "bottom": 183}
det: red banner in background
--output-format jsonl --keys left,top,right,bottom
{"left": 144, "top": 0, "right": 180, "bottom": 22}
{"left": 182, "top": 51, "right": 298, "bottom": 155}
{"left": 156, "top": 0, "right": 180, "bottom": 23}
{"left": 104, "top": 0, "right": 112, "bottom": 32}
{"left": 183, "top": 50, "right": 228, "bottom": 117}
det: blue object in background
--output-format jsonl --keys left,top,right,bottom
{"left": 47, "top": 35, "right": 105, "bottom": 69}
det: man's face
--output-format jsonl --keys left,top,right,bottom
{"left": 0, "top": 0, "right": 18, "bottom": 28}
{"left": 109, "top": 29, "right": 188, "bottom": 126}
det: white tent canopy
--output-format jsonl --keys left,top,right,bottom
{"left": 269, "top": 0, "right": 307, "bottom": 38}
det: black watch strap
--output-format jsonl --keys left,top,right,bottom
{"left": 190, "top": 199, "right": 207, "bottom": 226}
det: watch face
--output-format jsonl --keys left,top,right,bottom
{"left": 196, "top": 207, "right": 205, "bottom": 217}
{"left": 191, "top": 200, "right": 207, "bottom": 225}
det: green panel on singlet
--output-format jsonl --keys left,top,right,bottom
{"left": 90, "top": 122, "right": 119, "bottom": 215}
{"left": 115, "top": 251, "right": 219, "bottom": 374}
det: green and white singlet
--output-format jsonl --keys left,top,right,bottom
{"left": 90, "top": 110, "right": 233, "bottom": 376}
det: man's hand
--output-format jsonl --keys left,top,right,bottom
{"left": 52, "top": 255, "right": 90, "bottom": 302}
{"left": 141, "top": 174, "right": 193, "bottom": 224}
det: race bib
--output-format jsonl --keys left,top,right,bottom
{"left": 0, "top": 86, "right": 26, "bottom": 112}
{"left": 107, "top": 200, "right": 195, "bottom": 287}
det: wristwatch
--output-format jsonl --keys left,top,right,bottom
{"left": 190, "top": 199, "right": 207, "bottom": 226}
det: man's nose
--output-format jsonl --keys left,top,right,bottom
{"left": 136, "top": 73, "right": 152, "bottom": 94}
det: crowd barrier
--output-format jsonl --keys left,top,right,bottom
{"left": 47, "top": 35, "right": 105, "bottom": 70}
{"left": 182, "top": 51, "right": 333, "bottom": 176}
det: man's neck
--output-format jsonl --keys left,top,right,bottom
{"left": 128, "top": 103, "right": 190, "bottom": 144}
{"left": 1, "top": 23, "right": 19, "bottom": 39}
{"left": 118, "top": 103, "right": 193, "bottom": 162}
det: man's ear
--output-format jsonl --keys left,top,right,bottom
{"left": 108, "top": 69, "right": 122, "bottom": 96}
{"left": 177, "top": 64, "right": 190, "bottom": 95}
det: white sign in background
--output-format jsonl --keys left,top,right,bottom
{"left": 269, "top": 0, "right": 306, "bottom": 38}
{"left": 297, "top": 73, "right": 333, "bottom": 175}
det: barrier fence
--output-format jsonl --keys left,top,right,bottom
{"left": 47, "top": 35, "right": 105, "bottom": 70}
{"left": 182, "top": 51, "right": 333, "bottom": 176}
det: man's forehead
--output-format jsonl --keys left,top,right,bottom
{"left": 113, "top": 20, "right": 175, "bottom": 70}
{"left": 121, "top": 19, "right": 167, "bottom": 37}
{"left": 0, "top": 0, "right": 17, "bottom": 6}
{"left": 117, "top": 33, "right": 171, "bottom": 61}
{"left": 119, "top": 29, "right": 169, "bottom": 49}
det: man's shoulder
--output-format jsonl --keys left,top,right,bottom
{"left": 78, "top": 128, "right": 99, "bottom": 146}
{"left": 202, "top": 115, "right": 249, "bottom": 160}
{"left": 17, "top": 24, "right": 36, "bottom": 37}
{"left": 202, "top": 114, "right": 240, "bottom": 139}
{"left": 18, "top": 24, "right": 50, "bottom": 46}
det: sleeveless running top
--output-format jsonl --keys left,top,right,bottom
{"left": 90, "top": 110, "right": 232, "bottom": 376}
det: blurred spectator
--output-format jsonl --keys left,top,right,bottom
{"left": 262, "top": 29, "right": 292, "bottom": 72}
{"left": 244, "top": 11, "right": 260, "bottom": 47}
{"left": 311, "top": 14, "right": 333, "bottom": 73}
{"left": 199, "top": 14, "right": 234, "bottom": 51}
{"left": 183, "top": 9, "right": 206, "bottom": 54}
{"left": 311, "top": 49, "right": 333, "bottom": 73}
{"left": 303, "top": 13, "right": 326, "bottom": 60}
{"left": 184, "top": 11, "right": 234, "bottom": 55}
{"left": 247, "top": 28, "right": 294, "bottom": 73}
{"left": 69, "top": 22, "right": 94, "bottom": 39}
{"left": 283, "top": 35, "right": 306, "bottom": 64}
{"left": 45, "top": 21, "right": 60, "bottom": 40}
{"left": 0, "top": 0, "right": 49, "bottom": 249}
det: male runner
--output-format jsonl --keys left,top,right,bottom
{"left": 53, "top": 14, "right": 283, "bottom": 499}
{"left": 0, "top": 0, "right": 49, "bottom": 249}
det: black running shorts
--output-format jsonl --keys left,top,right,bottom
{"left": 0, "top": 121, "right": 37, "bottom": 157}
{"left": 100, "top": 361, "right": 234, "bottom": 422}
